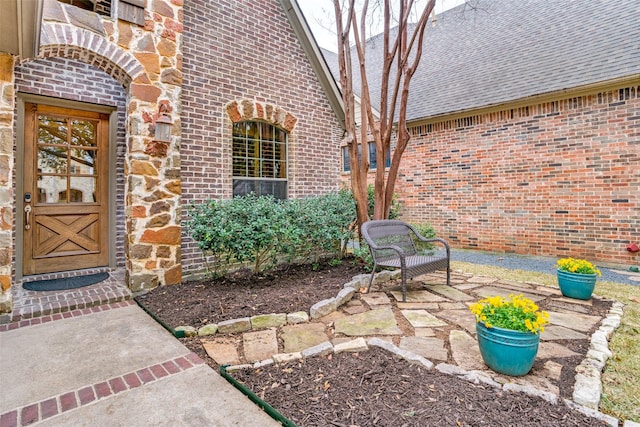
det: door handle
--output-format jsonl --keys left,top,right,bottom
{"left": 24, "top": 205, "right": 32, "bottom": 230}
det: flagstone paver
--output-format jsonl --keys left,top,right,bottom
{"left": 453, "top": 283, "right": 484, "bottom": 291}
{"left": 473, "top": 286, "right": 545, "bottom": 302}
{"left": 423, "top": 284, "right": 475, "bottom": 301}
{"left": 202, "top": 339, "right": 240, "bottom": 366}
{"left": 438, "top": 302, "right": 469, "bottom": 310}
{"left": 540, "top": 360, "right": 564, "bottom": 381}
{"left": 414, "top": 328, "right": 436, "bottom": 337}
{"left": 281, "top": 323, "right": 329, "bottom": 353}
{"left": 512, "top": 374, "right": 559, "bottom": 396}
{"left": 390, "top": 290, "right": 446, "bottom": 303}
{"left": 538, "top": 342, "right": 580, "bottom": 359}
{"left": 342, "top": 300, "right": 368, "bottom": 315}
{"left": 548, "top": 300, "right": 592, "bottom": 314}
{"left": 449, "top": 330, "right": 485, "bottom": 371}
{"left": 467, "top": 276, "right": 498, "bottom": 284}
{"left": 540, "top": 325, "right": 588, "bottom": 341}
{"left": 334, "top": 308, "right": 402, "bottom": 336}
{"left": 396, "top": 302, "right": 440, "bottom": 310}
{"left": 399, "top": 336, "right": 448, "bottom": 361}
{"left": 547, "top": 310, "right": 602, "bottom": 332}
{"left": 243, "top": 329, "right": 278, "bottom": 363}
{"left": 360, "top": 292, "right": 392, "bottom": 307}
{"left": 435, "top": 309, "right": 477, "bottom": 334}
{"left": 401, "top": 310, "right": 448, "bottom": 328}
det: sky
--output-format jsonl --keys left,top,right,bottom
{"left": 298, "top": 0, "right": 467, "bottom": 52}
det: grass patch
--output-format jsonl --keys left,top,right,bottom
{"left": 451, "top": 261, "right": 640, "bottom": 423}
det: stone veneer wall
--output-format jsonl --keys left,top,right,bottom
{"left": 395, "top": 85, "right": 640, "bottom": 265}
{"left": 0, "top": 54, "right": 15, "bottom": 313}
{"left": 180, "top": 0, "right": 344, "bottom": 277}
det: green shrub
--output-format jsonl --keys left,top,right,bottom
{"left": 411, "top": 222, "right": 437, "bottom": 254}
{"left": 186, "top": 194, "right": 289, "bottom": 273}
{"left": 352, "top": 241, "right": 374, "bottom": 272}
{"left": 186, "top": 191, "right": 356, "bottom": 274}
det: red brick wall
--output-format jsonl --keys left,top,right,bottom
{"left": 180, "top": 0, "right": 344, "bottom": 275}
{"left": 14, "top": 57, "right": 127, "bottom": 268}
{"left": 396, "top": 85, "right": 639, "bottom": 265}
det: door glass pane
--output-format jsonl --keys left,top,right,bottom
{"left": 38, "top": 145, "right": 67, "bottom": 174}
{"left": 70, "top": 148, "right": 96, "bottom": 174}
{"left": 37, "top": 176, "right": 67, "bottom": 204}
{"left": 38, "top": 115, "right": 67, "bottom": 146}
{"left": 36, "top": 113, "right": 99, "bottom": 204}
{"left": 70, "top": 119, "right": 97, "bottom": 147}
{"left": 70, "top": 176, "right": 97, "bottom": 203}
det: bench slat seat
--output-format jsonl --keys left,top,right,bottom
{"left": 361, "top": 220, "right": 451, "bottom": 302}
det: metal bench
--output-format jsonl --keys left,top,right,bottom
{"left": 361, "top": 220, "right": 450, "bottom": 302}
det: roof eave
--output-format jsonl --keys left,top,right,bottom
{"left": 407, "top": 74, "right": 640, "bottom": 128}
{"left": 279, "top": 0, "right": 345, "bottom": 129}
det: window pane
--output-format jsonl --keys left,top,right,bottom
{"left": 233, "top": 179, "right": 287, "bottom": 200}
{"left": 232, "top": 137, "right": 246, "bottom": 158}
{"left": 232, "top": 121, "right": 288, "bottom": 197}
{"left": 70, "top": 176, "right": 97, "bottom": 202}
{"left": 342, "top": 147, "right": 350, "bottom": 172}
{"left": 233, "top": 158, "right": 247, "bottom": 176}
{"left": 368, "top": 142, "right": 377, "bottom": 169}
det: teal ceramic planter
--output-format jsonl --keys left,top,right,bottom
{"left": 557, "top": 269, "right": 597, "bottom": 300}
{"left": 476, "top": 322, "right": 539, "bottom": 376}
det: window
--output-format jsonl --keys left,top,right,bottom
{"left": 232, "top": 121, "right": 288, "bottom": 199}
{"left": 57, "top": 0, "right": 112, "bottom": 16}
{"left": 342, "top": 142, "right": 391, "bottom": 172}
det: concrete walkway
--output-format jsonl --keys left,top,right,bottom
{"left": 0, "top": 301, "right": 279, "bottom": 426}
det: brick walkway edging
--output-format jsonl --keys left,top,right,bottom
{"left": 0, "top": 300, "right": 205, "bottom": 427}
{"left": 0, "top": 301, "right": 136, "bottom": 333}
{"left": 0, "top": 352, "right": 205, "bottom": 427}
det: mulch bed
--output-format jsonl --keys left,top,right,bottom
{"left": 135, "top": 258, "right": 366, "bottom": 328}
{"left": 137, "top": 259, "right": 612, "bottom": 426}
{"left": 231, "top": 347, "right": 607, "bottom": 426}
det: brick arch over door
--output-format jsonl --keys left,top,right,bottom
{"left": 39, "top": 23, "right": 145, "bottom": 86}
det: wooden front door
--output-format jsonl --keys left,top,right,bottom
{"left": 22, "top": 103, "right": 109, "bottom": 275}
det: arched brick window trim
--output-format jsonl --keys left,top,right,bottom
{"left": 226, "top": 99, "right": 298, "bottom": 132}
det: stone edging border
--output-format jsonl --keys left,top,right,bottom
{"left": 225, "top": 334, "right": 621, "bottom": 427}
{"left": 573, "top": 300, "right": 624, "bottom": 409}
{"left": 217, "top": 271, "right": 625, "bottom": 427}
{"left": 174, "top": 270, "right": 400, "bottom": 337}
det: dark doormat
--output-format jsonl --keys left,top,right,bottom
{"left": 23, "top": 272, "right": 110, "bottom": 292}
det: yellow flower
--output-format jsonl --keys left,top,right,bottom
{"left": 468, "top": 294, "right": 549, "bottom": 334}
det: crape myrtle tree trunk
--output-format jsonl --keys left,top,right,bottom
{"left": 332, "top": 0, "right": 435, "bottom": 227}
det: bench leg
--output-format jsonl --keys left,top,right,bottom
{"left": 366, "top": 262, "right": 378, "bottom": 294}
{"left": 401, "top": 269, "right": 407, "bottom": 303}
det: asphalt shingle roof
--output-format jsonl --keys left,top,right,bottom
{"left": 320, "top": 0, "right": 640, "bottom": 122}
